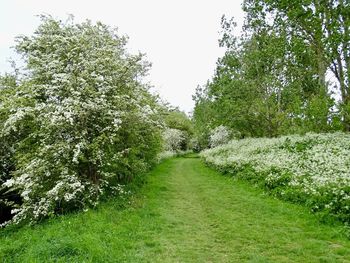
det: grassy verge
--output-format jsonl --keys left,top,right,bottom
{"left": 200, "top": 134, "right": 350, "bottom": 223}
{"left": 0, "top": 156, "right": 350, "bottom": 262}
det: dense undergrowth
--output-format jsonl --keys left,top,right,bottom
{"left": 201, "top": 132, "right": 350, "bottom": 224}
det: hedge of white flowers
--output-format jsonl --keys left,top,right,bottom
{"left": 0, "top": 16, "right": 162, "bottom": 226}
{"left": 201, "top": 132, "right": 350, "bottom": 223}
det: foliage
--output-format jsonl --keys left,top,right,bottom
{"left": 164, "top": 110, "right": 193, "bottom": 135}
{"left": 209, "top": 125, "right": 231, "bottom": 148}
{"left": 162, "top": 128, "right": 185, "bottom": 152}
{"left": 244, "top": 0, "right": 350, "bottom": 130}
{"left": 0, "top": 74, "right": 23, "bottom": 224}
{"left": 162, "top": 109, "right": 193, "bottom": 151}
{"left": 0, "top": 16, "right": 162, "bottom": 226}
{"left": 193, "top": 0, "right": 349, "bottom": 140}
{"left": 201, "top": 132, "right": 350, "bottom": 223}
{"left": 192, "top": 85, "right": 215, "bottom": 150}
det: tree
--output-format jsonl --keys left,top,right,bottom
{"left": 162, "top": 108, "right": 193, "bottom": 150}
{"left": 1, "top": 16, "right": 162, "bottom": 226}
{"left": 244, "top": 0, "right": 350, "bottom": 130}
{"left": 162, "top": 128, "right": 185, "bottom": 151}
{"left": 0, "top": 73, "right": 24, "bottom": 225}
{"left": 209, "top": 125, "right": 232, "bottom": 148}
{"left": 192, "top": 3, "right": 343, "bottom": 142}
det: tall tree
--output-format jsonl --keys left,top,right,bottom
{"left": 244, "top": 0, "right": 350, "bottom": 129}
{"left": 192, "top": 1, "right": 345, "bottom": 143}
{"left": 1, "top": 16, "right": 163, "bottom": 226}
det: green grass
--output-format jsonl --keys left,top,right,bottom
{"left": 1, "top": 156, "right": 350, "bottom": 262}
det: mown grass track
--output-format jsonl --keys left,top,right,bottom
{"left": 1, "top": 156, "right": 350, "bottom": 262}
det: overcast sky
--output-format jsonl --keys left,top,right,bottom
{"left": 0, "top": 0, "right": 244, "bottom": 113}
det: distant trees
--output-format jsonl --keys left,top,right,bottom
{"left": 162, "top": 128, "right": 185, "bottom": 151}
{"left": 162, "top": 108, "right": 194, "bottom": 152}
{"left": 193, "top": 0, "right": 348, "bottom": 148}
{"left": 209, "top": 125, "right": 232, "bottom": 148}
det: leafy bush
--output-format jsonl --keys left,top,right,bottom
{"left": 162, "top": 109, "right": 193, "bottom": 150}
{"left": 201, "top": 132, "right": 350, "bottom": 223}
{"left": 162, "top": 128, "right": 186, "bottom": 152}
{"left": 209, "top": 125, "right": 231, "bottom": 148}
{"left": 0, "top": 16, "right": 162, "bottom": 226}
{"left": 188, "top": 137, "right": 201, "bottom": 152}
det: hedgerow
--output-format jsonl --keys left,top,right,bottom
{"left": 201, "top": 133, "right": 350, "bottom": 223}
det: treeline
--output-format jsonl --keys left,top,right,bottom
{"left": 0, "top": 16, "right": 192, "bottom": 226}
{"left": 193, "top": 0, "right": 350, "bottom": 148}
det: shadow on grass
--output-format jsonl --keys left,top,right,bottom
{"left": 182, "top": 153, "right": 200, "bottom": 158}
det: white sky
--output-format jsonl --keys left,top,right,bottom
{"left": 0, "top": 0, "right": 244, "bottom": 113}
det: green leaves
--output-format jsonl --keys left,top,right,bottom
{"left": 0, "top": 16, "right": 163, "bottom": 226}
{"left": 193, "top": 0, "right": 347, "bottom": 140}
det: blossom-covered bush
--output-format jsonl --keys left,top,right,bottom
{"left": 162, "top": 109, "right": 194, "bottom": 150}
{"left": 209, "top": 125, "right": 231, "bottom": 148}
{"left": 201, "top": 132, "right": 350, "bottom": 223}
{"left": 162, "top": 128, "right": 185, "bottom": 152}
{"left": 189, "top": 137, "right": 201, "bottom": 152}
{"left": 0, "top": 74, "right": 25, "bottom": 225}
{"left": 0, "top": 16, "right": 162, "bottom": 226}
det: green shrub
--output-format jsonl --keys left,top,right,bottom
{"left": 0, "top": 16, "right": 162, "bottom": 226}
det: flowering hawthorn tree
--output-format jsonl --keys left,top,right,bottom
{"left": 0, "top": 16, "right": 162, "bottom": 226}
{"left": 162, "top": 128, "right": 185, "bottom": 152}
{"left": 209, "top": 125, "right": 231, "bottom": 148}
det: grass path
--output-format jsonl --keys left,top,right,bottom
{"left": 1, "top": 156, "right": 350, "bottom": 262}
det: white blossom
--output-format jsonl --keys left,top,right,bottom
{"left": 209, "top": 125, "right": 231, "bottom": 148}
{"left": 0, "top": 16, "right": 162, "bottom": 226}
{"left": 201, "top": 132, "right": 350, "bottom": 222}
{"left": 162, "top": 128, "right": 185, "bottom": 151}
